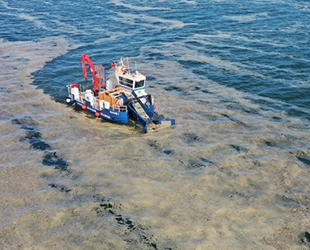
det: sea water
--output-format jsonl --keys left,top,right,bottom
{"left": 1, "top": 0, "right": 310, "bottom": 249}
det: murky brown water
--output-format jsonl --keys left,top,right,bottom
{"left": 1, "top": 38, "right": 310, "bottom": 249}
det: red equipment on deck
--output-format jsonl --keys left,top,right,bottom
{"left": 81, "top": 54, "right": 106, "bottom": 92}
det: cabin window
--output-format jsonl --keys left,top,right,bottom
{"left": 135, "top": 79, "right": 145, "bottom": 88}
{"left": 119, "top": 76, "right": 133, "bottom": 88}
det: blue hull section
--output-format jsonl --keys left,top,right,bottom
{"left": 100, "top": 108, "right": 128, "bottom": 124}
{"left": 73, "top": 100, "right": 128, "bottom": 124}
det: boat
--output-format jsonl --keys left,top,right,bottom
{"left": 66, "top": 54, "right": 175, "bottom": 133}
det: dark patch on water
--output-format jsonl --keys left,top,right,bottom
{"left": 24, "top": 130, "right": 42, "bottom": 140}
{"left": 12, "top": 116, "right": 36, "bottom": 128}
{"left": 184, "top": 132, "right": 201, "bottom": 143}
{"left": 148, "top": 52, "right": 166, "bottom": 61}
{"left": 202, "top": 89, "right": 210, "bottom": 94}
{"left": 163, "top": 150, "right": 174, "bottom": 155}
{"left": 253, "top": 160, "right": 261, "bottom": 167}
{"left": 96, "top": 202, "right": 118, "bottom": 215}
{"left": 43, "top": 152, "right": 69, "bottom": 172}
{"left": 180, "top": 157, "right": 216, "bottom": 170}
{"left": 149, "top": 140, "right": 174, "bottom": 156}
{"left": 149, "top": 140, "right": 160, "bottom": 150}
{"left": 265, "top": 141, "right": 275, "bottom": 147}
{"left": 19, "top": 129, "right": 52, "bottom": 150}
{"left": 94, "top": 200, "right": 160, "bottom": 249}
{"left": 164, "top": 85, "right": 186, "bottom": 94}
{"left": 200, "top": 157, "right": 215, "bottom": 165}
{"left": 181, "top": 159, "right": 206, "bottom": 169}
{"left": 147, "top": 76, "right": 157, "bottom": 81}
{"left": 197, "top": 99, "right": 210, "bottom": 105}
{"left": 225, "top": 103, "right": 260, "bottom": 115}
{"left": 30, "top": 140, "right": 52, "bottom": 150}
{"left": 276, "top": 194, "right": 298, "bottom": 207}
{"left": 242, "top": 108, "right": 258, "bottom": 115}
{"left": 301, "top": 231, "right": 310, "bottom": 246}
{"left": 272, "top": 116, "right": 282, "bottom": 122}
{"left": 13, "top": 117, "right": 52, "bottom": 150}
{"left": 48, "top": 183, "right": 71, "bottom": 193}
{"left": 230, "top": 145, "right": 249, "bottom": 153}
{"left": 115, "top": 215, "right": 135, "bottom": 231}
{"left": 221, "top": 113, "right": 246, "bottom": 126}
{"left": 11, "top": 116, "right": 72, "bottom": 177}
{"left": 189, "top": 161, "right": 206, "bottom": 169}
{"left": 140, "top": 235, "right": 158, "bottom": 250}
{"left": 93, "top": 194, "right": 110, "bottom": 203}
{"left": 297, "top": 156, "right": 310, "bottom": 166}
{"left": 224, "top": 190, "right": 250, "bottom": 200}
{"left": 294, "top": 151, "right": 310, "bottom": 166}
{"left": 275, "top": 194, "right": 310, "bottom": 211}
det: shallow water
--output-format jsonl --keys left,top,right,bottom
{"left": 1, "top": 0, "right": 310, "bottom": 249}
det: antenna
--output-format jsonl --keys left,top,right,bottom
{"left": 127, "top": 58, "right": 130, "bottom": 71}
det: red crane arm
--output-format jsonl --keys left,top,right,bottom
{"left": 81, "top": 54, "right": 100, "bottom": 92}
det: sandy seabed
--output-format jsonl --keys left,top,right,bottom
{"left": 1, "top": 38, "right": 310, "bottom": 250}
